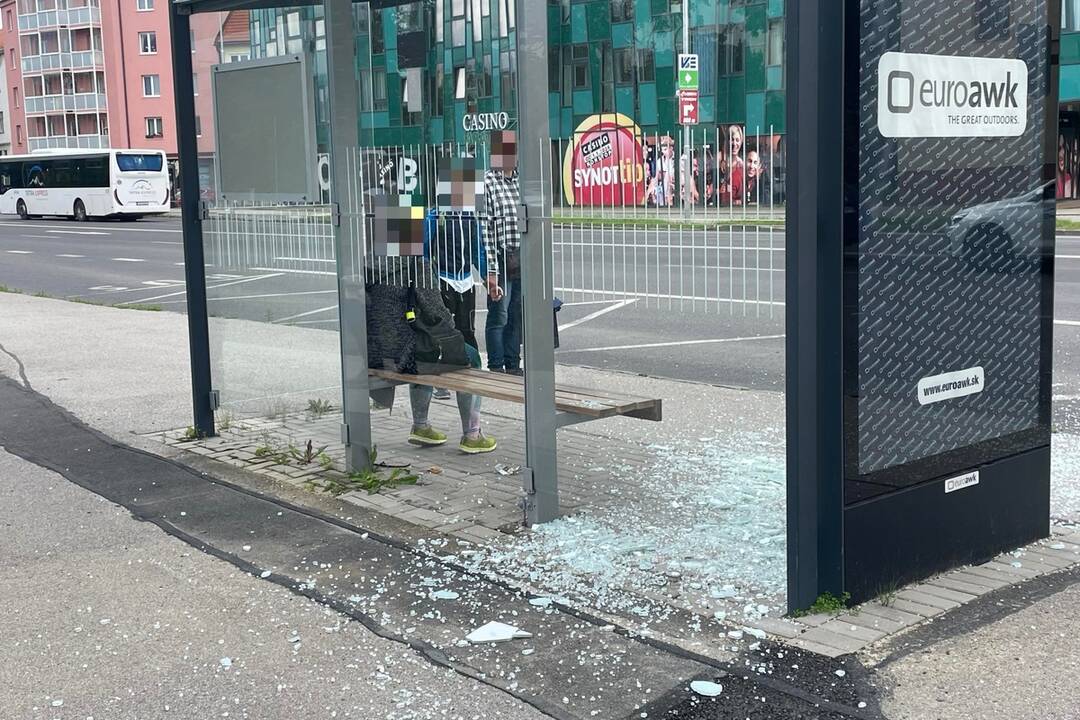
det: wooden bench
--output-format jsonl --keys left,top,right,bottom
{"left": 369, "top": 367, "right": 662, "bottom": 428}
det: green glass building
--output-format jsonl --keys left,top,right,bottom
{"left": 247, "top": 1, "right": 786, "bottom": 147}
{"left": 1060, "top": 5, "right": 1080, "bottom": 199}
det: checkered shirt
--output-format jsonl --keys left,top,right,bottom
{"left": 483, "top": 168, "right": 521, "bottom": 276}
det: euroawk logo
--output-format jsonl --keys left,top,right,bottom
{"left": 878, "top": 52, "right": 1028, "bottom": 138}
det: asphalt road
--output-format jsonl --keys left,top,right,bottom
{"left": 5, "top": 214, "right": 1080, "bottom": 429}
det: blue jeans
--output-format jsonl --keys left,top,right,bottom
{"left": 485, "top": 275, "right": 523, "bottom": 371}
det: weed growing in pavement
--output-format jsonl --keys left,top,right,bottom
{"left": 180, "top": 426, "right": 205, "bottom": 442}
{"left": 791, "top": 591, "right": 852, "bottom": 618}
{"left": 875, "top": 582, "right": 900, "bottom": 608}
{"left": 263, "top": 399, "right": 291, "bottom": 422}
{"left": 32, "top": 290, "right": 48, "bottom": 298}
{"left": 304, "top": 446, "right": 418, "bottom": 496}
{"left": 290, "top": 439, "right": 329, "bottom": 465}
{"left": 318, "top": 453, "right": 335, "bottom": 471}
{"left": 306, "top": 398, "right": 335, "bottom": 419}
{"left": 217, "top": 410, "right": 234, "bottom": 432}
{"left": 0, "top": 284, "right": 16, "bottom": 293}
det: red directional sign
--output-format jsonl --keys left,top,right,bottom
{"left": 678, "top": 90, "right": 699, "bottom": 126}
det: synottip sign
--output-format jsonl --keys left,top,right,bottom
{"left": 877, "top": 52, "right": 1028, "bottom": 138}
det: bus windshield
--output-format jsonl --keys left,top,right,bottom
{"left": 116, "top": 153, "right": 163, "bottom": 172}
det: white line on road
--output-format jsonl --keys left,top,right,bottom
{"left": 558, "top": 299, "right": 637, "bottom": 332}
{"left": 554, "top": 287, "right": 786, "bottom": 307}
{"left": 1056, "top": 320, "right": 1080, "bottom": 327}
{"left": 6, "top": 250, "right": 32, "bottom": 254}
{"left": 22, "top": 234, "right": 56, "bottom": 239}
{"left": 56, "top": 253, "right": 85, "bottom": 258}
{"left": 47, "top": 229, "right": 109, "bottom": 236}
{"left": 561, "top": 334, "right": 786, "bottom": 354}
{"left": 152, "top": 241, "right": 181, "bottom": 245}
{"left": 112, "top": 257, "right": 146, "bottom": 263}
{"left": 293, "top": 319, "right": 340, "bottom": 326}
{"left": 273, "top": 256, "right": 335, "bottom": 263}
{"left": 118, "top": 273, "right": 282, "bottom": 305}
{"left": 153, "top": 289, "right": 339, "bottom": 305}
{"left": 251, "top": 266, "right": 334, "bottom": 276}
{"left": 0, "top": 221, "right": 180, "bottom": 234}
{"left": 275, "top": 304, "right": 338, "bottom": 323}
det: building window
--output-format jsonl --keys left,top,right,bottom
{"left": 571, "top": 44, "right": 589, "bottom": 90}
{"left": 137, "top": 0, "right": 153, "bottom": 9}
{"left": 614, "top": 46, "right": 634, "bottom": 85}
{"left": 637, "top": 48, "right": 655, "bottom": 83}
{"left": 767, "top": 19, "right": 784, "bottom": 66}
{"left": 145, "top": 116, "right": 163, "bottom": 138}
{"left": 8, "top": 48, "right": 14, "bottom": 67}
{"left": 5, "top": 10, "right": 11, "bottom": 30}
{"left": 372, "top": 67, "right": 387, "bottom": 110}
{"left": 16, "top": 125, "right": 21, "bottom": 144}
{"left": 142, "top": 74, "right": 160, "bottom": 97}
{"left": 0, "top": 112, "right": 5, "bottom": 135}
{"left": 719, "top": 24, "right": 745, "bottom": 75}
{"left": 1066, "top": 0, "right": 1080, "bottom": 31}
{"left": 479, "top": 55, "right": 492, "bottom": 98}
{"left": 454, "top": 65, "right": 466, "bottom": 100}
{"left": 372, "top": 8, "right": 385, "bottom": 53}
{"left": 431, "top": 64, "right": 443, "bottom": 116}
{"left": 610, "top": 0, "right": 632, "bottom": 22}
{"left": 12, "top": 87, "right": 18, "bottom": 109}
{"left": 139, "top": 31, "right": 156, "bottom": 54}
{"left": 195, "top": 115, "right": 202, "bottom": 137}
{"left": 397, "top": 2, "right": 422, "bottom": 32}
{"left": 192, "top": 72, "right": 198, "bottom": 95}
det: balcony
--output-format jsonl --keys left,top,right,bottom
{"left": 18, "top": 6, "right": 100, "bottom": 31}
{"left": 24, "top": 92, "right": 107, "bottom": 114}
{"left": 21, "top": 50, "right": 103, "bottom": 74}
{"left": 28, "top": 133, "right": 109, "bottom": 151}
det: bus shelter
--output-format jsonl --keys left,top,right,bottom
{"left": 169, "top": 0, "right": 1059, "bottom": 614}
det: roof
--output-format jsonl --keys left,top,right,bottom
{"left": 221, "top": 10, "right": 249, "bottom": 43}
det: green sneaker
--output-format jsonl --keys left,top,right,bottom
{"left": 459, "top": 432, "right": 497, "bottom": 455}
{"left": 409, "top": 425, "right": 448, "bottom": 447}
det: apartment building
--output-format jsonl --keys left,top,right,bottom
{"left": 0, "top": 0, "right": 247, "bottom": 166}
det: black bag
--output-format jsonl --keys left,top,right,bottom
{"left": 406, "top": 285, "right": 470, "bottom": 374}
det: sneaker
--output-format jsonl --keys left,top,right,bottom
{"left": 433, "top": 387, "right": 452, "bottom": 400}
{"left": 459, "top": 432, "right": 497, "bottom": 455}
{"left": 505, "top": 368, "right": 524, "bottom": 377}
{"left": 409, "top": 425, "right": 448, "bottom": 447}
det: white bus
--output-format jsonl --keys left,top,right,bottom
{"left": 0, "top": 149, "right": 171, "bottom": 221}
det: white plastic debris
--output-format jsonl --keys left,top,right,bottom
{"left": 1050, "top": 543, "right": 1067, "bottom": 550}
{"left": 51, "top": 700, "right": 63, "bottom": 707}
{"left": 465, "top": 621, "right": 532, "bottom": 644}
{"left": 858, "top": 701, "right": 867, "bottom": 709}
{"left": 521, "top": 648, "right": 535, "bottom": 656}
{"left": 431, "top": 590, "right": 460, "bottom": 601}
{"left": 220, "top": 657, "right": 232, "bottom": 668}
{"left": 726, "top": 630, "right": 744, "bottom": 640}
{"left": 495, "top": 464, "right": 521, "bottom": 476}
{"left": 260, "top": 570, "right": 271, "bottom": 578}
{"left": 744, "top": 627, "right": 768, "bottom": 640}
{"left": 242, "top": 545, "right": 252, "bottom": 552}
{"left": 529, "top": 597, "right": 553, "bottom": 608}
{"left": 690, "top": 680, "right": 723, "bottom": 697}
{"left": 835, "top": 669, "right": 847, "bottom": 678}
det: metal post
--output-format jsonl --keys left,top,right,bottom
{"left": 681, "top": 0, "right": 689, "bottom": 217}
{"left": 324, "top": 0, "right": 372, "bottom": 471}
{"left": 784, "top": 0, "right": 845, "bottom": 613}
{"left": 169, "top": 2, "right": 214, "bottom": 438}
{"left": 515, "top": 0, "right": 558, "bottom": 524}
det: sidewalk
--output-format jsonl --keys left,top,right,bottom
{"left": 5, "top": 293, "right": 1080, "bottom": 718}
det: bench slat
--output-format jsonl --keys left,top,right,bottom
{"left": 369, "top": 368, "right": 661, "bottom": 421}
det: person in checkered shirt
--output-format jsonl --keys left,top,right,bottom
{"left": 483, "top": 130, "right": 523, "bottom": 376}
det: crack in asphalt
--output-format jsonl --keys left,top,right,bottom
{"left": 0, "top": 340, "right": 31, "bottom": 389}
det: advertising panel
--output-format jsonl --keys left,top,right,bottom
{"left": 845, "top": 0, "right": 1052, "bottom": 502}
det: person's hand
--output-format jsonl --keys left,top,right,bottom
{"left": 487, "top": 275, "right": 504, "bottom": 301}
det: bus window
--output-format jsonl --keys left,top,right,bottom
{"left": 0, "top": 162, "right": 14, "bottom": 194}
{"left": 23, "top": 161, "right": 47, "bottom": 188}
{"left": 116, "top": 153, "right": 163, "bottom": 172}
{"left": 81, "top": 157, "right": 108, "bottom": 187}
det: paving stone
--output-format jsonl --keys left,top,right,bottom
{"left": 857, "top": 603, "right": 926, "bottom": 626}
{"left": 928, "top": 575, "right": 996, "bottom": 596}
{"left": 836, "top": 611, "right": 907, "bottom": 634}
{"left": 963, "top": 563, "right": 1026, "bottom": 584}
{"left": 816, "top": 619, "right": 887, "bottom": 643}
{"left": 787, "top": 638, "right": 849, "bottom": 658}
{"left": 895, "top": 589, "right": 960, "bottom": 611}
{"left": 1019, "top": 548, "right": 1076, "bottom": 569}
{"left": 793, "top": 626, "right": 869, "bottom": 654}
{"left": 792, "top": 612, "right": 835, "bottom": 628}
{"left": 910, "top": 583, "right": 976, "bottom": 604}
{"left": 948, "top": 570, "right": 1010, "bottom": 592}
{"left": 985, "top": 559, "right": 1041, "bottom": 578}
{"left": 888, "top": 598, "right": 944, "bottom": 618}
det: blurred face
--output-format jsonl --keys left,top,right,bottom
{"left": 1060, "top": 147, "right": 1067, "bottom": 172}
{"left": 489, "top": 130, "right": 517, "bottom": 172}
{"left": 729, "top": 126, "right": 743, "bottom": 156}
{"left": 437, "top": 157, "right": 485, "bottom": 212}
{"left": 661, "top": 137, "right": 674, "bottom": 157}
{"left": 748, "top": 151, "right": 762, "bottom": 178}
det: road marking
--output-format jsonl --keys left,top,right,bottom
{"left": 89, "top": 285, "right": 129, "bottom": 292}
{"left": 117, "top": 273, "right": 282, "bottom": 305}
{"left": 22, "top": 234, "right": 56, "bottom": 239}
{"left": 112, "top": 257, "right": 146, "bottom": 263}
{"left": 47, "top": 229, "right": 109, "bottom": 236}
{"left": 141, "top": 280, "right": 183, "bottom": 287}
{"left": 6, "top": 250, "right": 32, "bottom": 254}
{"left": 251, "top": 266, "right": 335, "bottom": 276}
{"left": 56, "top": 253, "right": 85, "bottom": 258}
{"left": 1056, "top": 320, "right": 1080, "bottom": 327}
{"left": 561, "top": 334, "right": 786, "bottom": 354}
{"left": 0, "top": 220, "right": 180, "bottom": 233}
{"left": 554, "top": 287, "right": 786, "bottom": 307}
{"left": 294, "top": 319, "right": 340, "bottom": 326}
{"left": 275, "top": 304, "right": 339, "bottom": 323}
{"left": 274, "top": 256, "right": 335, "bottom": 263}
{"left": 558, "top": 299, "right": 637, "bottom": 332}
{"left": 152, "top": 241, "right": 182, "bottom": 245}
{"left": 1057, "top": 255, "right": 1080, "bottom": 259}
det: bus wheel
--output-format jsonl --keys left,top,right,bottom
{"left": 16, "top": 200, "right": 28, "bottom": 220}
{"left": 73, "top": 199, "right": 88, "bottom": 222}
